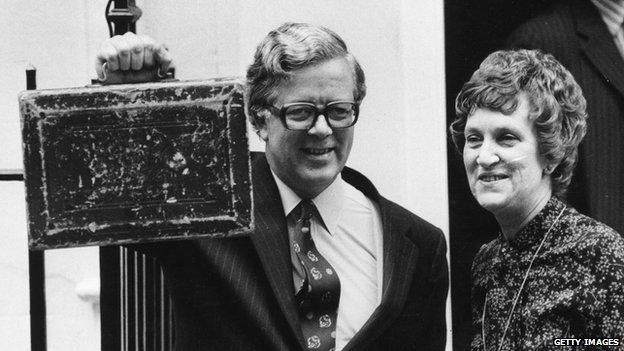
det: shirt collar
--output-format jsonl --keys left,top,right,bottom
{"left": 271, "top": 171, "right": 301, "bottom": 218}
{"left": 591, "top": 0, "right": 624, "bottom": 36}
{"left": 271, "top": 171, "right": 345, "bottom": 236}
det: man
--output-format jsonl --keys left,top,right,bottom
{"left": 97, "top": 23, "right": 447, "bottom": 351}
{"left": 506, "top": 0, "right": 624, "bottom": 235}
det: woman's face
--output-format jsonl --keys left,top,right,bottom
{"left": 463, "top": 95, "right": 552, "bottom": 218}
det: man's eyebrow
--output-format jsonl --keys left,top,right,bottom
{"left": 463, "top": 125, "right": 480, "bottom": 133}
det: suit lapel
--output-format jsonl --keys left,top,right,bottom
{"left": 341, "top": 170, "right": 420, "bottom": 351}
{"left": 573, "top": 0, "right": 624, "bottom": 99}
{"left": 249, "top": 156, "right": 305, "bottom": 347}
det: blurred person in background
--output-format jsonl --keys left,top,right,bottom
{"left": 507, "top": 0, "right": 624, "bottom": 236}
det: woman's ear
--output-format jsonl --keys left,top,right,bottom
{"left": 543, "top": 163, "right": 557, "bottom": 175}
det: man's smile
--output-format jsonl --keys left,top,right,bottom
{"left": 302, "top": 147, "right": 334, "bottom": 155}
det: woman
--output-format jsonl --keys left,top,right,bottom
{"left": 450, "top": 49, "right": 624, "bottom": 350}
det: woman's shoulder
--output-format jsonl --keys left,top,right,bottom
{"left": 556, "top": 205, "right": 624, "bottom": 260}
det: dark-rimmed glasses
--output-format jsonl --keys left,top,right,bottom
{"left": 267, "top": 101, "right": 359, "bottom": 131}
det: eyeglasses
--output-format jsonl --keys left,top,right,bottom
{"left": 267, "top": 101, "right": 359, "bottom": 131}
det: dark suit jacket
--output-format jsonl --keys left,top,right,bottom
{"left": 506, "top": 0, "right": 624, "bottom": 234}
{"left": 141, "top": 155, "right": 448, "bottom": 350}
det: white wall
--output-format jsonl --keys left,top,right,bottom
{"left": 1, "top": 1, "right": 448, "bottom": 350}
{"left": 0, "top": 1, "right": 108, "bottom": 350}
{"left": 0, "top": 182, "right": 31, "bottom": 351}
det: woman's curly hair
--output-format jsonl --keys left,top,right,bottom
{"left": 450, "top": 49, "right": 587, "bottom": 197}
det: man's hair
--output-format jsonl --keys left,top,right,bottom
{"left": 245, "top": 22, "right": 366, "bottom": 130}
{"left": 450, "top": 49, "right": 587, "bottom": 197}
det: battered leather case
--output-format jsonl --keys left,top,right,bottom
{"left": 19, "top": 78, "right": 253, "bottom": 249}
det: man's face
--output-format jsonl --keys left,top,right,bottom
{"left": 258, "top": 57, "right": 356, "bottom": 198}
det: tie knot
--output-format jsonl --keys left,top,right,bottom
{"left": 298, "top": 200, "right": 315, "bottom": 221}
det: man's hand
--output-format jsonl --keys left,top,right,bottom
{"left": 95, "top": 32, "right": 172, "bottom": 84}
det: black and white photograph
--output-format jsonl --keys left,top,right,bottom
{"left": 1, "top": 1, "right": 623, "bottom": 350}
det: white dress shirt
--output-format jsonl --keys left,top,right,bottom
{"left": 271, "top": 172, "right": 384, "bottom": 351}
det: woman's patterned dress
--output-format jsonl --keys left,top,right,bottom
{"left": 471, "top": 197, "right": 624, "bottom": 350}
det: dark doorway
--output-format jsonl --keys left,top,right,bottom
{"left": 444, "top": 1, "right": 554, "bottom": 350}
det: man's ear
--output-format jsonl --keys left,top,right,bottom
{"left": 253, "top": 108, "right": 271, "bottom": 141}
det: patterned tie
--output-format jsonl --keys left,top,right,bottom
{"left": 293, "top": 200, "right": 341, "bottom": 351}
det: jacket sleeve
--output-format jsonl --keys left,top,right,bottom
{"left": 423, "top": 229, "right": 449, "bottom": 351}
